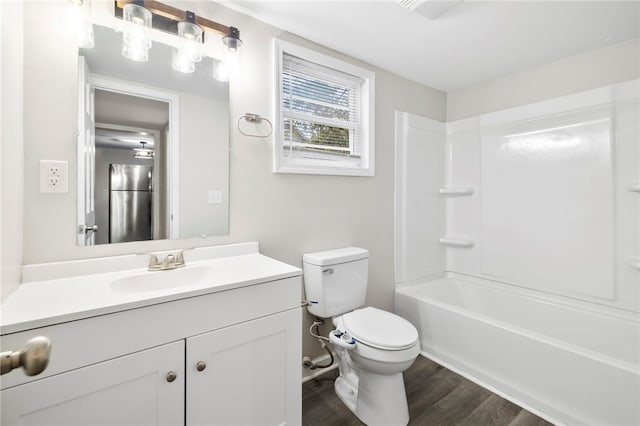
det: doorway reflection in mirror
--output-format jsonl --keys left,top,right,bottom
{"left": 77, "top": 24, "right": 230, "bottom": 246}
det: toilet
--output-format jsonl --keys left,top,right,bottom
{"left": 303, "top": 247, "right": 420, "bottom": 426}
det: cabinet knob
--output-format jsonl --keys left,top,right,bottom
{"left": 0, "top": 336, "right": 52, "bottom": 376}
{"left": 166, "top": 371, "right": 177, "bottom": 382}
{"left": 196, "top": 361, "right": 206, "bottom": 372}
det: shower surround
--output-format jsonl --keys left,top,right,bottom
{"left": 394, "top": 80, "right": 640, "bottom": 425}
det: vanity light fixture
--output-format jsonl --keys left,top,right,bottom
{"left": 222, "top": 26, "right": 242, "bottom": 53}
{"left": 67, "top": 0, "right": 94, "bottom": 49}
{"left": 116, "top": 0, "right": 243, "bottom": 79}
{"left": 172, "top": 11, "right": 204, "bottom": 74}
{"left": 133, "top": 142, "right": 154, "bottom": 160}
{"left": 121, "top": 0, "right": 153, "bottom": 62}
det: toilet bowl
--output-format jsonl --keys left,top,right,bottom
{"left": 332, "top": 307, "right": 420, "bottom": 425}
{"left": 302, "top": 247, "right": 420, "bottom": 426}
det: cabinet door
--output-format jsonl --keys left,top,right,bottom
{"left": 1, "top": 341, "right": 185, "bottom": 426}
{"left": 186, "top": 308, "right": 302, "bottom": 426}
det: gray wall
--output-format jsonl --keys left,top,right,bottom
{"left": 11, "top": 1, "right": 446, "bottom": 364}
{"left": 4, "top": 0, "right": 638, "bottom": 367}
{"left": 22, "top": 2, "right": 78, "bottom": 264}
{"left": 447, "top": 38, "right": 640, "bottom": 120}
{"left": 11, "top": 0, "right": 636, "bottom": 370}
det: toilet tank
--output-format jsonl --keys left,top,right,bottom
{"left": 302, "top": 247, "right": 369, "bottom": 318}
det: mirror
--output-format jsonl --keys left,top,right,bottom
{"left": 77, "top": 24, "right": 229, "bottom": 246}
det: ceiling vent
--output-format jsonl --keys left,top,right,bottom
{"left": 397, "top": 0, "right": 463, "bottom": 20}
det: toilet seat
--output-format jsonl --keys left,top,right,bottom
{"left": 342, "top": 307, "right": 418, "bottom": 350}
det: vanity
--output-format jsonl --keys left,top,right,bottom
{"left": 0, "top": 242, "right": 302, "bottom": 425}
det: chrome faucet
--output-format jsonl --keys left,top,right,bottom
{"left": 148, "top": 251, "right": 186, "bottom": 271}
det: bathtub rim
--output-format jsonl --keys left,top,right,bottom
{"left": 396, "top": 271, "right": 640, "bottom": 322}
{"left": 395, "top": 272, "right": 640, "bottom": 373}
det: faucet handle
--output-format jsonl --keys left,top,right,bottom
{"left": 175, "top": 251, "right": 185, "bottom": 267}
{"left": 148, "top": 254, "right": 160, "bottom": 269}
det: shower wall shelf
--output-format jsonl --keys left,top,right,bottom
{"left": 628, "top": 183, "right": 640, "bottom": 193}
{"left": 439, "top": 187, "right": 475, "bottom": 196}
{"left": 627, "top": 257, "right": 640, "bottom": 270}
{"left": 439, "top": 237, "right": 475, "bottom": 248}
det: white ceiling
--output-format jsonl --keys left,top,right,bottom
{"left": 226, "top": 0, "right": 639, "bottom": 92}
{"left": 95, "top": 89, "right": 169, "bottom": 132}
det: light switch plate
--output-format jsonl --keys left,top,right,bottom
{"left": 40, "top": 160, "right": 69, "bottom": 193}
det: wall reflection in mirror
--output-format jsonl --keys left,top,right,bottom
{"left": 77, "top": 24, "right": 230, "bottom": 246}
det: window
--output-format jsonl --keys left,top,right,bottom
{"left": 274, "top": 39, "right": 375, "bottom": 176}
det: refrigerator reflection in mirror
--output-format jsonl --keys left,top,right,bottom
{"left": 109, "top": 164, "right": 153, "bottom": 243}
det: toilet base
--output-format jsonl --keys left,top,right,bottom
{"left": 354, "top": 369, "right": 410, "bottom": 426}
{"left": 334, "top": 366, "right": 410, "bottom": 426}
{"left": 334, "top": 375, "right": 358, "bottom": 412}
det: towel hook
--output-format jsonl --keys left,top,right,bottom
{"left": 237, "top": 113, "right": 273, "bottom": 138}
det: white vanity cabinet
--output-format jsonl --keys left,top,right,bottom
{"left": 1, "top": 341, "right": 186, "bottom": 425}
{"left": 0, "top": 245, "right": 302, "bottom": 426}
{"left": 186, "top": 309, "right": 301, "bottom": 425}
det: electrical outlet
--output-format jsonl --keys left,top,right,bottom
{"left": 40, "top": 160, "right": 69, "bottom": 193}
{"left": 207, "top": 190, "right": 223, "bottom": 205}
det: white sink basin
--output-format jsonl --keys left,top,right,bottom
{"left": 110, "top": 267, "right": 211, "bottom": 293}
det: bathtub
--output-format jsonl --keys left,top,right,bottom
{"left": 395, "top": 273, "right": 640, "bottom": 426}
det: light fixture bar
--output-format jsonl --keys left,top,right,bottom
{"left": 115, "top": 0, "right": 232, "bottom": 36}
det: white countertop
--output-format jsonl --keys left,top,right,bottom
{"left": 0, "top": 243, "right": 301, "bottom": 335}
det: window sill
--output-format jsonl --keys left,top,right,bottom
{"left": 274, "top": 164, "right": 374, "bottom": 177}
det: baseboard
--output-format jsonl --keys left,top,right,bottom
{"left": 301, "top": 353, "right": 338, "bottom": 383}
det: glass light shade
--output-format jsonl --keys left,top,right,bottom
{"left": 122, "top": 3, "right": 152, "bottom": 62}
{"left": 172, "top": 49, "right": 195, "bottom": 73}
{"left": 213, "top": 44, "right": 241, "bottom": 82}
{"left": 133, "top": 143, "right": 154, "bottom": 160}
{"left": 222, "top": 35, "right": 243, "bottom": 53}
{"left": 134, "top": 152, "right": 154, "bottom": 160}
{"left": 67, "top": 0, "right": 94, "bottom": 48}
{"left": 172, "top": 22, "right": 203, "bottom": 73}
{"left": 76, "top": 21, "right": 95, "bottom": 49}
{"left": 212, "top": 59, "right": 229, "bottom": 82}
{"left": 177, "top": 22, "right": 203, "bottom": 63}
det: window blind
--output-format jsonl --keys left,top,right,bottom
{"left": 282, "top": 53, "right": 363, "bottom": 160}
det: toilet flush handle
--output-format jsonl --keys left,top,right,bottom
{"left": 322, "top": 268, "right": 334, "bottom": 274}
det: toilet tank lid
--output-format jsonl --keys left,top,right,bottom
{"left": 303, "top": 247, "right": 369, "bottom": 266}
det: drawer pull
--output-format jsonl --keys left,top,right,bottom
{"left": 166, "top": 371, "right": 177, "bottom": 382}
{"left": 196, "top": 361, "right": 207, "bottom": 372}
{"left": 0, "top": 336, "right": 52, "bottom": 376}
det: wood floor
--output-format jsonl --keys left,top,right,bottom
{"left": 302, "top": 355, "right": 554, "bottom": 426}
